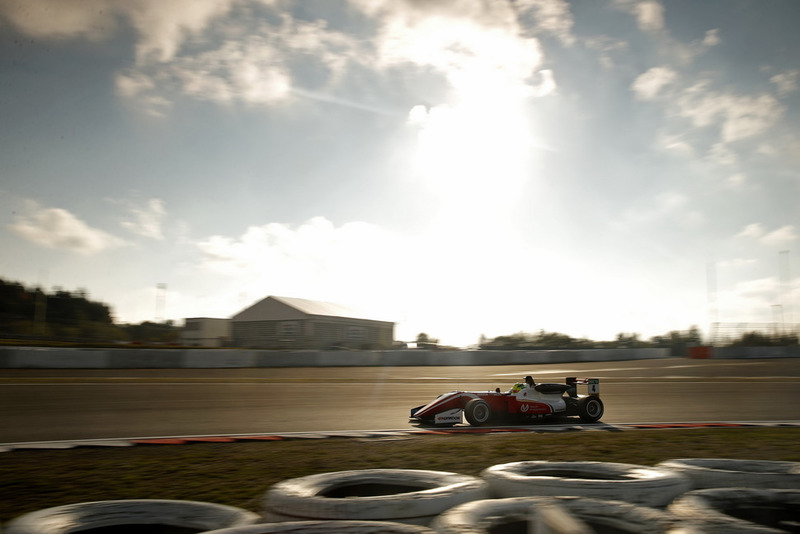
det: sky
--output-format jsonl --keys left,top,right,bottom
{"left": 1, "top": 0, "right": 798, "bottom": 347}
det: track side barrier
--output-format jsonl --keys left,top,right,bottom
{"left": 0, "top": 347, "right": 672, "bottom": 369}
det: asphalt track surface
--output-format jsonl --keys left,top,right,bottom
{"left": 1, "top": 358, "right": 799, "bottom": 443}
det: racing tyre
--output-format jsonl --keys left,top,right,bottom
{"left": 464, "top": 399, "right": 492, "bottom": 426}
{"left": 262, "top": 469, "right": 489, "bottom": 526}
{"left": 204, "top": 521, "right": 435, "bottom": 533}
{"left": 480, "top": 461, "right": 691, "bottom": 507}
{"left": 4, "top": 499, "right": 260, "bottom": 534}
{"left": 431, "top": 496, "right": 683, "bottom": 534}
{"left": 669, "top": 488, "right": 800, "bottom": 533}
{"left": 577, "top": 396, "right": 603, "bottom": 422}
{"left": 656, "top": 458, "right": 800, "bottom": 490}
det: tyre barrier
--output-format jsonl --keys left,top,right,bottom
{"left": 262, "top": 469, "right": 490, "bottom": 526}
{"left": 204, "top": 520, "right": 435, "bottom": 533}
{"left": 3, "top": 499, "right": 260, "bottom": 534}
{"left": 669, "top": 488, "right": 800, "bottom": 533}
{"left": 480, "top": 461, "right": 691, "bottom": 507}
{"left": 431, "top": 496, "right": 683, "bottom": 534}
{"left": 656, "top": 458, "right": 800, "bottom": 490}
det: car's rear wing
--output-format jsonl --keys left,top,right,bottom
{"left": 566, "top": 377, "right": 600, "bottom": 395}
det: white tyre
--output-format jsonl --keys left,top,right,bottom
{"left": 669, "top": 488, "right": 800, "bottom": 533}
{"left": 262, "top": 469, "right": 489, "bottom": 525}
{"left": 205, "top": 520, "right": 435, "bottom": 533}
{"left": 432, "top": 496, "right": 682, "bottom": 534}
{"left": 480, "top": 461, "right": 690, "bottom": 507}
{"left": 4, "top": 499, "right": 260, "bottom": 534}
{"left": 657, "top": 458, "right": 800, "bottom": 489}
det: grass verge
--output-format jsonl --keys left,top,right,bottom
{"left": 2, "top": 428, "right": 799, "bottom": 524}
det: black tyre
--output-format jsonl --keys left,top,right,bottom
{"left": 577, "top": 396, "right": 604, "bottom": 422}
{"left": 464, "top": 398, "right": 492, "bottom": 426}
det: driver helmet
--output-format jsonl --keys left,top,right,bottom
{"left": 510, "top": 383, "right": 525, "bottom": 393}
{"left": 524, "top": 375, "right": 535, "bottom": 386}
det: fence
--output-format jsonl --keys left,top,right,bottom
{"left": 709, "top": 322, "right": 800, "bottom": 346}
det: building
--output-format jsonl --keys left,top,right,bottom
{"left": 231, "top": 296, "right": 394, "bottom": 350}
{"left": 181, "top": 317, "right": 231, "bottom": 347}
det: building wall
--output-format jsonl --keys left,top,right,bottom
{"left": 232, "top": 319, "right": 308, "bottom": 349}
{"left": 233, "top": 317, "right": 393, "bottom": 349}
{"left": 182, "top": 318, "right": 231, "bottom": 347}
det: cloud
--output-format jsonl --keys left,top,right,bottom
{"left": 634, "top": 0, "right": 665, "bottom": 33}
{"left": 737, "top": 223, "right": 765, "bottom": 240}
{"left": 196, "top": 216, "right": 408, "bottom": 289}
{"left": 515, "top": 0, "right": 576, "bottom": 46}
{"left": 0, "top": 0, "right": 239, "bottom": 63}
{"left": 367, "top": 0, "right": 543, "bottom": 95}
{"left": 116, "top": 12, "right": 362, "bottom": 112}
{"left": 121, "top": 198, "right": 166, "bottom": 240}
{"left": 702, "top": 29, "right": 720, "bottom": 47}
{"left": 124, "top": 0, "right": 239, "bottom": 64}
{"left": 631, "top": 66, "right": 677, "bottom": 100}
{"left": 10, "top": 204, "right": 126, "bottom": 254}
{"left": 0, "top": 0, "right": 117, "bottom": 41}
{"left": 9, "top": 0, "right": 551, "bottom": 115}
{"left": 737, "top": 223, "right": 798, "bottom": 246}
{"left": 677, "top": 83, "right": 784, "bottom": 143}
{"left": 770, "top": 69, "right": 799, "bottom": 96}
{"left": 168, "top": 36, "right": 293, "bottom": 105}
{"left": 762, "top": 226, "right": 799, "bottom": 246}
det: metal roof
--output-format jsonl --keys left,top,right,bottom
{"left": 234, "top": 295, "right": 393, "bottom": 323}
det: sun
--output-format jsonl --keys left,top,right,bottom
{"left": 409, "top": 71, "right": 535, "bottom": 216}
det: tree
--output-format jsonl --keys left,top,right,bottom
{"left": 416, "top": 332, "right": 439, "bottom": 349}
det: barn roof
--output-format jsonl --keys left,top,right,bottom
{"left": 232, "top": 295, "right": 393, "bottom": 323}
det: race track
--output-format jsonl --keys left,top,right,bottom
{"left": 1, "top": 358, "right": 799, "bottom": 442}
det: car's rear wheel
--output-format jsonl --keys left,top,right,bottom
{"left": 464, "top": 398, "right": 492, "bottom": 426}
{"left": 577, "top": 396, "right": 604, "bottom": 422}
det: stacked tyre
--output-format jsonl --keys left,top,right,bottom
{"left": 261, "top": 469, "right": 489, "bottom": 526}
{"left": 4, "top": 499, "right": 260, "bottom": 534}
{"left": 480, "top": 460, "right": 691, "bottom": 507}
{"left": 432, "top": 496, "right": 681, "bottom": 534}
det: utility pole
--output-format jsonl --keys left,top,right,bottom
{"left": 706, "top": 260, "right": 718, "bottom": 345}
{"left": 779, "top": 251, "right": 792, "bottom": 330}
{"left": 156, "top": 283, "right": 167, "bottom": 323}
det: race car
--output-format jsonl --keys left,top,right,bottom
{"left": 410, "top": 376, "right": 603, "bottom": 426}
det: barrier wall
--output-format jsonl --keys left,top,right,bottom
{"left": 0, "top": 346, "right": 796, "bottom": 369}
{"left": 2, "top": 347, "right": 666, "bottom": 369}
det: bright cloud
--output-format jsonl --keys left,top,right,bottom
{"left": 634, "top": 0, "right": 665, "bottom": 33}
{"left": 197, "top": 216, "right": 409, "bottom": 295}
{"left": 678, "top": 84, "right": 784, "bottom": 143}
{"left": 737, "top": 223, "right": 798, "bottom": 246}
{"left": 770, "top": 70, "right": 799, "bottom": 96}
{"left": 11, "top": 205, "right": 126, "bottom": 255}
{"left": 762, "top": 226, "right": 799, "bottom": 246}
{"left": 631, "top": 66, "right": 677, "bottom": 100}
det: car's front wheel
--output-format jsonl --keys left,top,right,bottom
{"left": 577, "top": 396, "right": 604, "bottom": 423}
{"left": 464, "top": 398, "right": 492, "bottom": 426}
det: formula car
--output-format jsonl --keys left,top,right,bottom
{"left": 410, "top": 376, "right": 603, "bottom": 426}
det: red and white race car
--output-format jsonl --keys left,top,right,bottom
{"left": 410, "top": 376, "right": 604, "bottom": 426}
